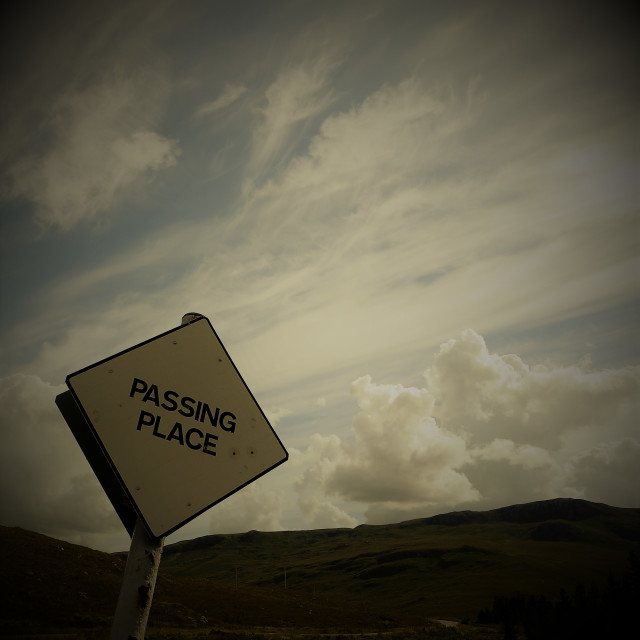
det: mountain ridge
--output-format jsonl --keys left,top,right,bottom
{"left": 159, "top": 497, "right": 640, "bottom": 621}
{"left": 162, "top": 497, "right": 637, "bottom": 555}
{"left": 2, "top": 497, "right": 639, "bottom": 635}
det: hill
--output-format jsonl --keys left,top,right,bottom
{"left": 0, "top": 528, "right": 380, "bottom": 637}
{"left": 1, "top": 498, "right": 638, "bottom": 637}
{"left": 161, "top": 498, "right": 640, "bottom": 621}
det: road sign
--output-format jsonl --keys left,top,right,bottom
{"left": 65, "top": 315, "right": 288, "bottom": 538}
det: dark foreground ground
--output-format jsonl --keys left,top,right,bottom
{"left": 0, "top": 623, "right": 502, "bottom": 640}
{"left": 2, "top": 499, "right": 638, "bottom": 639}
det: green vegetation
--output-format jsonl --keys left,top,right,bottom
{"left": 477, "top": 552, "right": 640, "bottom": 639}
{"left": 145, "top": 623, "right": 497, "bottom": 640}
{"left": 1, "top": 499, "right": 638, "bottom": 638}
{"left": 161, "top": 499, "right": 639, "bottom": 621}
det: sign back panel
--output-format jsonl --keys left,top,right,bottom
{"left": 66, "top": 316, "right": 288, "bottom": 538}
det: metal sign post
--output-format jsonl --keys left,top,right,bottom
{"left": 56, "top": 312, "right": 288, "bottom": 638}
{"left": 110, "top": 518, "right": 163, "bottom": 639}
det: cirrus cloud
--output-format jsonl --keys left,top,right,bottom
{"left": 196, "top": 83, "right": 248, "bottom": 116}
{"left": 9, "top": 75, "right": 180, "bottom": 231}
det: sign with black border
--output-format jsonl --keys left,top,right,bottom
{"left": 64, "top": 316, "right": 288, "bottom": 538}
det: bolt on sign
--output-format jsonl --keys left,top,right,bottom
{"left": 64, "top": 315, "right": 288, "bottom": 538}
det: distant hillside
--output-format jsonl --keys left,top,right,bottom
{"left": 405, "top": 496, "right": 633, "bottom": 525}
{"left": 1, "top": 498, "right": 638, "bottom": 635}
{"left": 161, "top": 498, "right": 640, "bottom": 621}
{"left": 0, "top": 528, "right": 386, "bottom": 636}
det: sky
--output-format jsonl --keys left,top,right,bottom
{"left": 0, "top": 0, "right": 638, "bottom": 553}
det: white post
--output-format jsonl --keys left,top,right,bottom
{"left": 109, "top": 312, "right": 204, "bottom": 639}
{"left": 109, "top": 518, "right": 164, "bottom": 640}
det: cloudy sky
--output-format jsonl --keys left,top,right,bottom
{"left": 0, "top": 0, "right": 638, "bottom": 552}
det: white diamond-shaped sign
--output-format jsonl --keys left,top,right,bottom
{"left": 66, "top": 316, "right": 288, "bottom": 538}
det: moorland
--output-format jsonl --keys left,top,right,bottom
{"left": 2, "top": 498, "right": 638, "bottom": 639}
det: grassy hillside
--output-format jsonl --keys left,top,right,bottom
{"left": 1, "top": 498, "right": 638, "bottom": 637}
{"left": 0, "top": 526, "right": 383, "bottom": 637}
{"left": 161, "top": 498, "right": 640, "bottom": 621}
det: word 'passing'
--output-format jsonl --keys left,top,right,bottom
{"left": 129, "top": 377, "right": 238, "bottom": 456}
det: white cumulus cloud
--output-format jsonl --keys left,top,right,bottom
{"left": 566, "top": 438, "right": 640, "bottom": 506}
{"left": 207, "top": 483, "right": 285, "bottom": 535}
{"left": 295, "top": 330, "right": 640, "bottom": 524}
{"left": 0, "top": 374, "right": 124, "bottom": 549}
